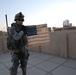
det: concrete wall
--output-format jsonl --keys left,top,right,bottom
{"left": 68, "top": 32, "right": 76, "bottom": 59}
{"left": 27, "top": 30, "right": 76, "bottom": 59}
{"left": 41, "top": 32, "right": 67, "bottom": 57}
{"left": 0, "top": 36, "right": 4, "bottom": 53}
{"left": 28, "top": 46, "right": 40, "bottom": 52}
{"left": 0, "top": 30, "right": 76, "bottom": 59}
{"left": 0, "top": 32, "right": 8, "bottom": 53}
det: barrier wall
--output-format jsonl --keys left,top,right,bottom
{"left": 0, "top": 36, "right": 4, "bottom": 53}
{"left": 0, "top": 30, "right": 76, "bottom": 59}
{"left": 68, "top": 32, "right": 76, "bottom": 59}
{"left": 41, "top": 32, "right": 67, "bottom": 57}
{"left": 0, "top": 32, "right": 8, "bottom": 53}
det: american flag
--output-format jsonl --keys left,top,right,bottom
{"left": 25, "top": 24, "right": 50, "bottom": 47}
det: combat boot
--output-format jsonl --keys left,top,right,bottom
{"left": 22, "top": 68, "right": 26, "bottom": 75}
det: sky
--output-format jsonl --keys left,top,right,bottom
{"left": 0, "top": 0, "right": 76, "bottom": 31}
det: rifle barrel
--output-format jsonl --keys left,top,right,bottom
{"left": 5, "top": 14, "right": 8, "bottom": 29}
{"left": 5, "top": 14, "right": 9, "bottom": 35}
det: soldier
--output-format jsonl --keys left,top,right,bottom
{"left": 9, "top": 12, "right": 29, "bottom": 75}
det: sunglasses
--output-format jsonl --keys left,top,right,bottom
{"left": 17, "top": 19, "right": 24, "bottom": 21}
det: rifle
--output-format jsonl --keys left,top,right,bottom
{"left": 5, "top": 14, "right": 13, "bottom": 50}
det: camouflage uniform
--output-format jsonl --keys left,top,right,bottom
{"left": 9, "top": 12, "right": 29, "bottom": 75}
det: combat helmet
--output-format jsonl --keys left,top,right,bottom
{"left": 14, "top": 12, "right": 24, "bottom": 21}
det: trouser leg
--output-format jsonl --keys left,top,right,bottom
{"left": 10, "top": 53, "right": 19, "bottom": 75}
{"left": 20, "top": 59, "right": 27, "bottom": 75}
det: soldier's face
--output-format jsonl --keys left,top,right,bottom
{"left": 16, "top": 19, "right": 24, "bottom": 25}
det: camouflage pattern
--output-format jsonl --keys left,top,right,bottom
{"left": 9, "top": 23, "right": 29, "bottom": 75}
{"left": 14, "top": 12, "right": 24, "bottom": 21}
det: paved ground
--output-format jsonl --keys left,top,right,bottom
{"left": 0, "top": 51, "right": 76, "bottom": 75}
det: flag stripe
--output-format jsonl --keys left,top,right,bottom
{"left": 27, "top": 40, "right": 49, "bottom": 45}
{"left": 27, "top": 41, "right": 49, "bottom": 47}
{"left": 27, "top": 34, "right": 50, "bottom": 39}
{"left": 37, "top": 27, "right": 48, "bottom": 31}
{"left": 37, "top": 31, "right": 49, "bottom": 34}
{"left": 28, "top": 37, "right": 50, "bottom": 42}
{"left": 37, "top": 24, "right": 47, "bottom": 28}
{"left": 28, "top": 40, "right": 50, "bottom": 44}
